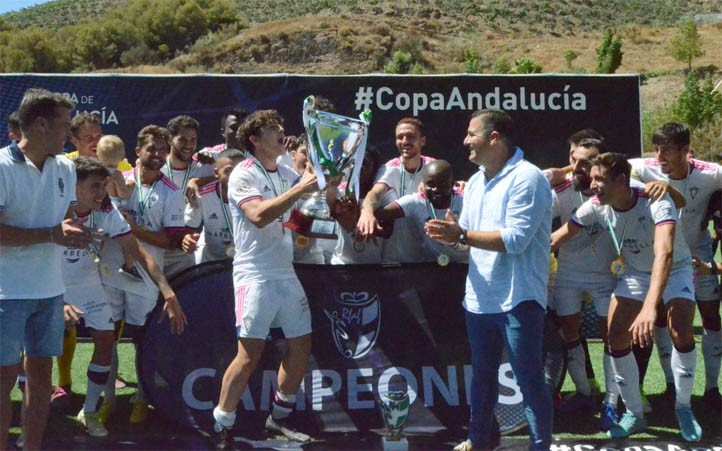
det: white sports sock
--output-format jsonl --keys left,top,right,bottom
{"left": 272, "top": 390, "right": 297, "bottom": 420}
{"left": 84, "top": 364, "right": 110, "bottom": 413}
{"left": 603, "top": 351, "right": 618, "bottom": 406}
{"left": 213, "top": 406, "right": 236, "bottom": 429}
{"left": 702, "top": 328, "right": 722, "bottom": 390}
{"left": 567, "top": 342, "right": 591, "bottom": 396}
{"left": 104, "top": 343, "right": 119, "bottom": 405}
{"left": 611, "top": 352, "right": 643, "bottom": 418}
{"left": 672, "top": 346, "right": 697, "bottom": 409}
{"left": 654, "top": 326, "right": 674, "bottom": 384}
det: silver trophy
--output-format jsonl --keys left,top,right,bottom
{"left": 284, "top": 96, "right": 371, "bottom": 239}
{"left": 380, "top": 389, "right": 410, "bottom": 451}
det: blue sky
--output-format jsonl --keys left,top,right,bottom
{"left": 0, "top": 0, "right": 53, "bottom": 15}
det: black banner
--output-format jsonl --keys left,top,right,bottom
{"left": 0, "top": 74, "right": 640, "bottom": 179}
{"left": 138, "top": 261, "right": 565, "bottom": 438}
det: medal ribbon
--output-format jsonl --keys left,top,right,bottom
{"left": 400, "top": 158, "right": 423, "bottom": 197}
{"left": 604, "top": 215, "right": 627, "bottom": 261}
{"left": 217, "top": 184, "right": 234, "bottom": 238}
{"left": 666, "top": 160, "right": 690, "bottom": 219}
{"left": 73, "top": 210, "right": 101, "bottom": 260}
{"left": 135, "top": 167, "right": 160, "bottom": 226}
{"left": 248, "top": 155, "right": 285, "bottom": 230}
{"left": 425, "top": 195, "right": 458, "bottom": 221}
{"left": 87, "top": 212, "right": 101, "bottom": 259}
{"left": 166, "top": 160, "right": 192, "bottom": 192}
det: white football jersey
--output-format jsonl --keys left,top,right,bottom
{"left": 228, "top": 158, "right": 297, "bottom": 284}
{"left": 185, "top": 181, "right": 233, "bottom": 263}
{"left": 552, "top": 179, "right": 618, "bottom": 282}
{"left": 394, "top": 190, "right": 468, "bottom": 263}
{"left": 62, "top": 207, "right": 131, "bottom": 291}
{"left": 631, "top": 157, "right": 722, "bottom": 259}
{"left": 102, "top": 168, "right": 185, "bottom": 295}
{"left": 373, "top": 155, "right": 436, "bottom": 263}
{"left": 572, "top": 187, "right": 691, "bottom": 273}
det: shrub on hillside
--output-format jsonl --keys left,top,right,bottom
{"left": 595, "top": 29, "right": 623, "bottom": 74}
{"left": 510, "top": 58, "right": 542, "bottom": 74}
{"left": 674, "top": 69, "right": 722, "bottom": 130}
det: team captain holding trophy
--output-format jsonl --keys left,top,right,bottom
{"left": 212, "top": 97, "right": 372, "bottom": 448}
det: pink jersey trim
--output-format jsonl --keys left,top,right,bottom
{"left": 238, "top": 195, "right": 262, "bottom": 208}
{"left": 643, "top": 158, "right": 661, "bottom": 168}
{"left": 158, "top": 173, "right": 179, "bottom": 191}
{"left": 690, "top": 158, "right": 718, "bottom": 173}
{"left": 554, "top": 179, "right": 574, "bottom": 193}
{"left": 235, "top": 285, "right": 246, "bottom": 326}
{"left": 199, "top": 181, "right": 219, "bottom": 196}
{"left": 385, "top": 155, "right": 435, "bottom": 169}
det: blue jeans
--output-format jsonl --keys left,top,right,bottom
{"left": 466, "top": 301, "right": 552, "bottom": 450}
{"left": 0, "top": 295, "right": 65, "bottom": 366}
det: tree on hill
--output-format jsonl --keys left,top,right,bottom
{"left": 668, "top": 20, "right": 704, "bottom": 72}
{"left": 674, "top": 69, "right": 722, "bottom": 129}
{"left": 595, "top": 29, "right": 623, "bottom": 74}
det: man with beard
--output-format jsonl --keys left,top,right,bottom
{"left": 161, "top": 115, "right": 214, "bottom": 276}
{"left": 374, "top": 159, "right": 468, "bottom": 265}
{"left": 356, "top": 117, "right": 435, "bottom": 263}
{"left": 629, "top": 123, "right": 722, "bottom": 413}
{"left": 554, "top": 152, "right": 701, "bottom": 442}
{"left": 549, "top": 137, "right": 619, "bottom": 426}
{"left": 100, "top": 125, "right": 187, "bottom": 424}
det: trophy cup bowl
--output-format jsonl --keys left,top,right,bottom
{"left": 284, "top": 96, "right": 371, "bottom": 239}
{"left": 380, "top": 389, "right": 410, "bottom": 451}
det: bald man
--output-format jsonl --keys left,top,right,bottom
{"left": 375, "top": 160, "right": 468, "bottom": 264}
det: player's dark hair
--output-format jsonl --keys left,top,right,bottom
{"left": 18, "top": 88, "right": 75, "bottom": 130}
{"left": 568, "top": 128, "right": 604, "bottom": 146}
{"left": 75, "top": 156, "right": 110, "bottom": 182}
{"left": 652, "top": 122, "right": 690, "bottom": 149}
{"left": 592, "top": 152, "right": 631, "bottom": 185}
{"left": 167, "top": 115, "right": 200, "bottom": 137}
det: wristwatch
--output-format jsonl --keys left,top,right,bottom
{"left": 458, "top": 230, "right": 467, "bottom": 246}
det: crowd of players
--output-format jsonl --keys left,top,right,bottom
{"left": 1, "top": 87, "right": 721, "bottom": 450}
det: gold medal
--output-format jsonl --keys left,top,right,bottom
{"left": 225, "top": 244, "right": 236, "bottom": 258}
{"left": 437, "top": 253, "right": 450, "bottom": 267}
{"left": 610, "top": 258, "right": 625, "bottom": 276}
{"left": 295, "top": 236, "right": 309, "bottom": 248}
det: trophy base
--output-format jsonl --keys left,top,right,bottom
{"left": 382, "top": 437, "right": 409, "bottom": 451}
{"left": 284, "top": 210, "right": 338, "bottom": 239}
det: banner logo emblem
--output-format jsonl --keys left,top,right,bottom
{"left": 324, "top": 291, "right": 381, "bottom": 359}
